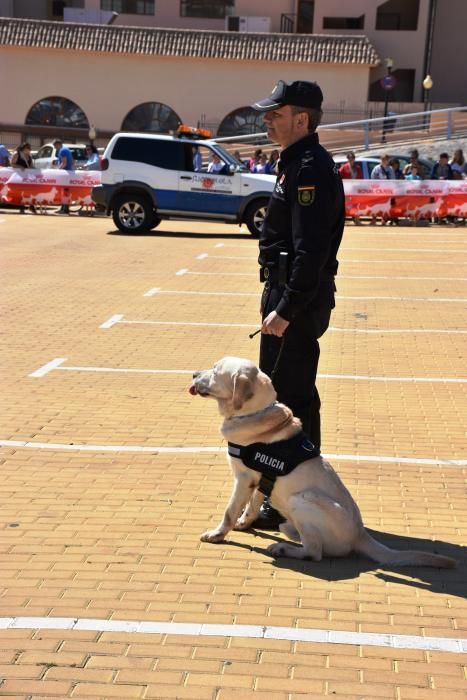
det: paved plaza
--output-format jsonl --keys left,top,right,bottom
{"left": 1, "top": 211, "right": 466, "bottom": 698}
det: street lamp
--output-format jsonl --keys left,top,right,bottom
{"left": 381, "top": 57, "right": 395, "bottom": 143}
{"left": 423, "top": 74, "right": 433, "bottom": 111}
{"left": 422, "top": 75, "right": 433, "bottom": 130}
{"left": 88, "top": 125, "right": 97, "bottom": 146}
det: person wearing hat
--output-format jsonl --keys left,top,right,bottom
{"left": 251, "top": 79, "right": 345, "bottom": 528}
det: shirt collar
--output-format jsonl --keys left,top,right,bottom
{"left": 279, "top": 132, "right": 320, "bottom": 167}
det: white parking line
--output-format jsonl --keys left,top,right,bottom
{"left": 99, "top": 314, "right": 124, "bottom": 329}
{"left": 198, "top": 252, "right": 255, "bottom": 260}
{"left": 143, "top": 289, "right": 257, "bottom": 297}
{"left": 101, "top": 316, "right": 255, "bottom": 329}
{"left": 180, "top": 269, "right": 467, "bottom": 281}
{"left": 198, "top": 253, "right": 467, "bottom": 266}
{"left": 349, "top": 230, "right": 466, "bottom": 236}
{"left": 342, "top": 247, "right": 467, "bottom": 254}
{"left": 28, "top": 359, "right": 467, "bottom": 383}
{"left": 346, "top": 259, "right": 467, "bottom": 265}
{"left": 0, "top": 439, "right": 466, "bottom": 466}
{"left": 28, "top": 358, "right": 67, "bottom": 377}
{"left": 340, "top": 275, "right": 467, "bottom": 280}
{"left": 337, "top": 295, "right": 467, "bottom": 303}
{"left": 329, "top": 327, "right": 467, "bottom": 334}
{"left": 319, "top": 373, "right": 467, "bottom": 383}
{"left": 0, "top": 617, "right": 465, "bottom": 654}
{"left": 97, "top": 316, "right": 467, "bottom": 334}
{"left": 142, "top": 289, "right": 467, "bottom": 303}
{"left": 183, "top": 269, "right": 256, "bottom": 277}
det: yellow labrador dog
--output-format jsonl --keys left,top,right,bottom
{"left": 190, "top": 356, "right": 455, "bottom": 568}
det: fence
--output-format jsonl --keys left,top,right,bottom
{"left": 216, "top": 106, "right": 467, "bottom": 157}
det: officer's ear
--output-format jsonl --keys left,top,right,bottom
{"left": 232, "top": 370, "right": 256, "bottom": 410}
{"left": 293, "top": 110, "right": 308, "bottom": 130}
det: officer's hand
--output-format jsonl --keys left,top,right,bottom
{"left": 261, "top": 311, "right": 289, "bottom": 337}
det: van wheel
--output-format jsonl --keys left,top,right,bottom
{"left": 244, "top": 198, "right": 269, "bottom": 237}
{"left": 112, "top": 194, "right": 153, "bottom": 233}
{"left": 150, "top": 212, "right": 162, "bottom": 230}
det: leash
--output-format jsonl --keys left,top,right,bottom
{"left": 248, "top": 328, "right": 286, "bottom": 381}
{"left": 270, "top": 335, "right": 286, "bottom": 381}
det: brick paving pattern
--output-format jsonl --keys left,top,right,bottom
{"left": 1, "top": 213, "right": 466, "bottom": 698}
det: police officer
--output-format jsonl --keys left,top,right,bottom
{"left": 251, "top": 80, "right": 345, "bottom": 527}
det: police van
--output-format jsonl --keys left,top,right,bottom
{"left": 91, "top": 127, "right": 275, "bottom": 235}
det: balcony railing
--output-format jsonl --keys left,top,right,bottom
{"left": 280, "top": 13, "right": 296, "bottom": 33}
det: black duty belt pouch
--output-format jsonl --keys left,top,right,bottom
{"left": 228, "top": 431, "right": 319, "bottom": 497}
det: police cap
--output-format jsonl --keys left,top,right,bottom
{"left": 252, "top": 80, "right": 323, "bottom": 112}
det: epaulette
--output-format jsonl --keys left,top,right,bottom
{"left": 300, "top": 150, "right": 315, "bottom": 167}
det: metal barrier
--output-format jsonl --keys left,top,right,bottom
{"left": 215, "top": 106, "right": 467, "bottom": 157}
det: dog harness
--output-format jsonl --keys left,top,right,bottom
{"left": 227, "top": 431, "right": 319, "bottom": 497}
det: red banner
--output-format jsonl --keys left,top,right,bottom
{"left": 0, "top": 168, "right": 100, "bottom": 207}
{"left": 343, "top": 180, "right": 467, "bottom": 219}
{"left": 1, "top": 169, "right": 466, "bottom": 217}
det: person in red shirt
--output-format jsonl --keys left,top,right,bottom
{"left": 338, "top": 152, "right": 363, "bottom": 224}
{"left": 338, "top": 151, "right": 363, "bottom": 179}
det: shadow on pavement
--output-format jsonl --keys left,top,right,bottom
{"left": 225, "top": 529, "right": 466, "bottom": 599}
{"left": 106, "top": 229, "right": 254, "bottom": 240}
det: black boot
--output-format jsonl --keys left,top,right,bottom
{"left": 252, "top": 498, "right": 285, "bottom": 530}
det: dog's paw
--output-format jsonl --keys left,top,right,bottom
{"left": 200, "top": 529, "right": 225, "bottom": 543}
{"left": 267, "top": 542, "right": 288, "bottom": 557}
{"left": 234, "top": 516, "right": 252, "bottom": 530}
{"left": 267, "top": 542, "right": 302, "bottom": 558}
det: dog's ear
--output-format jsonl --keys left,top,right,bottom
{"left": 232, "top": 371, "right": 255, "bottom": 410}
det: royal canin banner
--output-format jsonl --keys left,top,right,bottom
{"left": 0, "top": 168, "right": 100, "bottom": 208}
{"left": 0, "top": 168, "right": 466, "bottom": 217}
{"left": 344, "top": 179, "right": 467, "bottom": 219}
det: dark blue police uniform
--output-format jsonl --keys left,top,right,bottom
{"left": 254, "top": 82, "right": 345, "bottom": 451}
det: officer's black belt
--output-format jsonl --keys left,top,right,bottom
{"left": 227, "top": 431, "right": 319, "bottom": 497}
{"left": 260, "top": 266, "right": 282, "bottom": 284}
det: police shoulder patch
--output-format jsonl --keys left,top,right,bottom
{"left": 297, "top": 185, "right": 316, "bottom": 206}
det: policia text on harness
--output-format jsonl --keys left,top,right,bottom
{"left": 228, "top": 431, "right": 319, "bottom": 497}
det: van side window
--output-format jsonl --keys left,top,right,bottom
{"left": 111, "top": 137, "right": 185, "bottom": 170}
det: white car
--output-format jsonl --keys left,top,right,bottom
{"left": 33, "top": 143, "right": 88, "bottom": 169}
{"left": 91, "top": 131, "right": 276, "bottom": 235}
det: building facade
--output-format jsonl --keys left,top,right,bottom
{"left": 0, "top": 16, "right": 378, "bottom": 147}
{"left": 0, "top": 0, "right": 465, "bottom": 104}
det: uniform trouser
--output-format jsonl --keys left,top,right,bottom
{"left": 259, "top": 284, "right": 332, "bottom": 451}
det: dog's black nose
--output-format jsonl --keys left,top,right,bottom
{"left": 192, "top": 370, "right": 200, "bottom": 379}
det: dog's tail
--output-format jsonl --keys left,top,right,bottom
{"left": 355, "top": 530, "right": 456, "bottom": 569}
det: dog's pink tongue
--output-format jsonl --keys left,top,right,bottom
{"left": 189, "top": 384, "right": 197, "bottom": 396}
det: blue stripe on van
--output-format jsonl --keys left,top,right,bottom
{"left": 154, "top": 188, "right": 242, "bottom": 216}
{"left": 154, "top": 188, "right": 178, "bottom": 209}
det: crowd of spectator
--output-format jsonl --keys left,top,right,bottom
{"left": 339, "top": 148, "right": 467, "bottom": 181}
{"left": 234, "top": 147, "right": 280, "bottom": 174}
{"left": 0, "top": 141, "right": 101, "bottom": 172}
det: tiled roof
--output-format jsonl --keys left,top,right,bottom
{"left": 0, "top": 17, "right": 380, "bottom": 65}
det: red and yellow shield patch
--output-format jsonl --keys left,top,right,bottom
{"left": 297, "top": 185, "right": 316, "bottom": 205}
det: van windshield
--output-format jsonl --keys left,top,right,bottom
{"left": 212, "top": 144, "right": 249, "bottom": 172}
